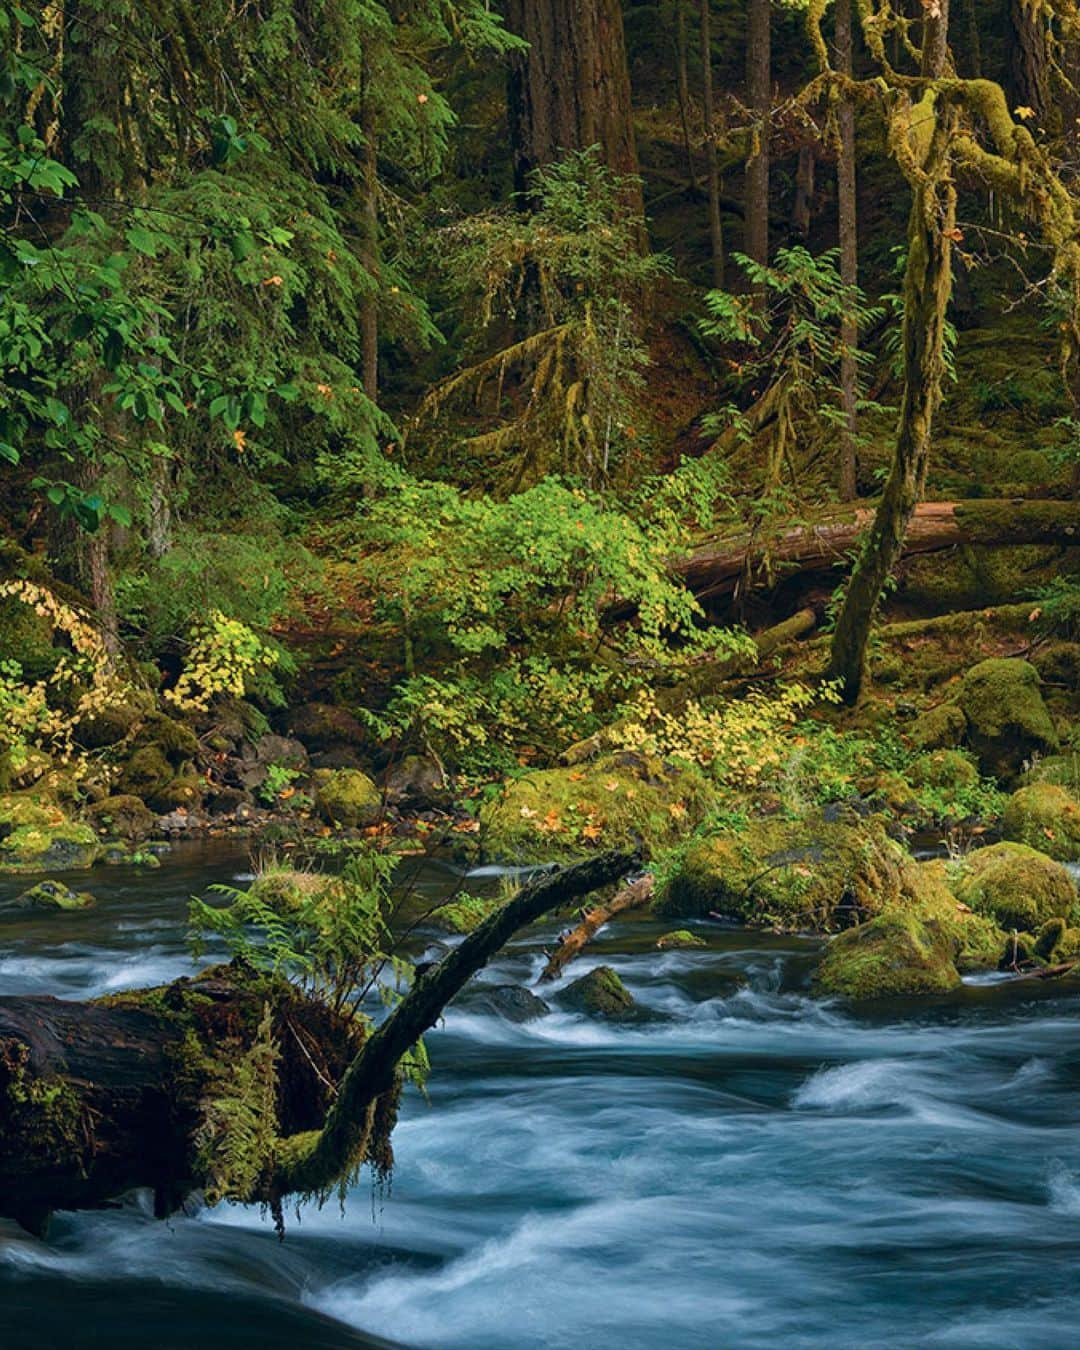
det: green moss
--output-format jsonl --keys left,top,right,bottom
{"left": 907, "top": 703, "right": 967, "bottom": 752}
{"left": 656, "top": 929, "right": 706, "bottom": 949}
{"left": 958, "top": 658, "right": 1059, "bottom": 781}
{"left": 6, "top": 879, "right": 94, "bottom": 911}
{"left": 119, "top": 745, "right": 173, "bottom": 800}
{"left": 82, "top": 794, "right": 155, "bottom": 841}
{"left": 314, "top": 768, "right": 382, "bottom": 829}
{"left": 657, "top": 809, "right": 905, "bottom": 932}
{"left": 429, "top": 894, "right": 498, "bottom": 934}
{"left": 1002, "top": 783, "right": 1080, "bottom": 862}
{"left": 814, "top": 859, "right": 1002, "bottom": 999}
{"left": 479, "top": 752, "right": 718, "bottom": 864}
{"left": 148, "top": 774, "right": 206, "bottom": 814}
{"left": 952, "top": 842, "right": 1078, "bottom": 932}
{"left": 0, "top": 795, "right": 99, "bottom": 872}
{"left": 248, "top": 867, "right": 329, "bottom": 913}
{"left": 558, "top": 965, "right": 635, "bottom": 1017}
{"left": 908, "top": 749, "right": 979, "bottom": 792}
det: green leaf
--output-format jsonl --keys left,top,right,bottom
{"left": 0, "top": 442, "right": 19, "bottom": 465}
{"left": 126, "top": 225, "right": 159, "bottom": 257}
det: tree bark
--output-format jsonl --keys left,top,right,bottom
{"left": 0, "top": 854, "right": 636, "bottom": 1227}
{"left": 700, "top": 0, "right": 724, "bottom": 286}
{"left": 827, "top": 1, "right": 954, "bottom": 702}
{"left": 1009, "top": 0, "right": 1051, "bottom": 127}
{"left": 674, "top": 1, "right": 699, "bottom": 193}
{"left": 537, "top": 874, "right": 654, "bottom": 983}
{"left": 745, "top": 0, "right": 771, "bottom": 305}
{"left": 835, "top": 0, "right": 859, "bottom": 501}
{"left": 505, "top": 0, "right": 642, "bottom": 218}
{"left": 673, "top": 499, "right": 1080, "bottom": 602}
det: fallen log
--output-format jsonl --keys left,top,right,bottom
{"left": 672, "top": 499, "right": 1080, "bottom": 604}
{"left": 537, "top": 874, "right": 655, "bottom": 984}
{"left": 0, "top": 851, "right": 637, "bottom": 1231}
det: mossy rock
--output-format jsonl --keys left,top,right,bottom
{"left": 76, "top": 701, "right": 144, "bottom": 750}
{"left": 469, "top": 984, "right": 550, "bottom": 1023}
{"left": 479, "top": 753, "right": 717, "bottom": 864}
{"left": 1001, "top": 783, "right": 1080, "bottom": 863}
{"left": 0, "top": 795, "right": 99, "bottom": 872}
{"left": 656, "top": 929, "right": 706, "bottom": 950}
{"left": 314, "top": 768, "right": 382, "bottom": 828}
{"left": 5, "top": 879, "right": 95, "bottom": 912}
{"left": 952, "top": 842, "right": 1077, "bottom": 932}
{"left": 814, "top": 860, "right": 1002, "bottom": 999}
{"left": 134, "top": 712, "right": 200, "bottom": 761}
{"left": 958, "top": 658, "right": 1059, "bottom": 782}
{"left": 558, "top": 965, "right": 636, "bottom": 1018}
{"left": 908, "top": 749, "right": 980, "bottom": 792}
{"left": 657, "top": 809, "right": 905, "bottom": 932}
{"left": 247, "top": 867, "right": 330, "bottom": 913}
{"left": 1032, "top": 917, "right": 1080, "bottom": 962}
{"left": 147, "top": 774, "right": 206, "bottom": 814}
{"left": 83, "top": 794, "right": 155, "bottom": 842}
{"left": 429, "top": 894, "right": 499, "bottom": 934}
{"left": 907, "top": 703, "right": 967, "bottom": 752}
{"left": 118, "top": 745, "right": 173, "bottom": 800}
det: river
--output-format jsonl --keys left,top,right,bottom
{"left": 2, "top": 842, "right": 1080, "bottom": 1349}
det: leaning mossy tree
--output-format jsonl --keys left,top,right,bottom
{"left": 0, "top": 849, "right": 636, "bottom": 1235}
{"left": 806, "top": 0, "right": 1080, "bottom": 700}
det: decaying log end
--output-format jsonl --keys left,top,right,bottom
{"left": 0, "top": 850, "right": 639, "bottom": 1232}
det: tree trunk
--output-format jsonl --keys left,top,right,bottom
{"left": 835, "top": 0, "right": 859, "bottom": 501}
{"left": 1009, "top": 0, "right": 1050, "bottom": 127}
{"left": 359, "top": 65, "right": 379, "bottom": 401}
{"left": 537, "top": 874, "right": 654, "bottom": 983}
{"left": 745, "top": 0, "right": 771, "bottom": 305}
{"left": 700, "top": 0, "right": 724, "bottom": 286}
{"left": 674, "top": 1, "right": 698, "bottom": 192}
{"left": 0, "top": 854, "right": 636, "bottom": 1228}
{"left": 505, "top": 0, "right": 642, "bottom": 219}
{"left": 827, "top": 1, "right": 954, "bottom": 702}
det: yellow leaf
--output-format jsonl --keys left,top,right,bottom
{"left": 1014, "top": 105, "right": 1036, "bottom": 121}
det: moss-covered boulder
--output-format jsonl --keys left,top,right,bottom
{"left": 76, "top": 701, "right": 143, "bottom": 750}
{"left": 83, "top": 794, "right": 155, "bottom": 842}
{"left": 558, "top": 965, "right": 636, "bottom": 1018}
{"left": 479, "top": 753, "right": 717, "bottom": 864}
{"left": 134, "top": 712, "right": 200, "bottom": 761}
{"left": 656, "top": 929, "right": 707, "bottom": 950}
{"left": 0, "top": 796, "right": 99, "bottom": 872}
{"left": 247, "top": 867, "right": 329, "bottom": 913}
{"left": 1002, "top": 783, "right": 1080, "bottom": 862}
{"left": 6, "top": 879, "right": 95, "bottom": 911}
{"left": 908, "top": 702, "right": 967, "bottom": 752}
{"left": 1032, "top": 917, "right": 1080, "bottom": 963}
{"left": 118, "top": 745, "right": 173, "bottom": 801}
{"left": 814, "top": 860, "right": 1002, "bottom": 999}
{"left": 952, "top": 842, "right": 1077, "bottom": 932}
{"left": 958, "top": 658, "right": 1059, "bottom": 781}
{"left": 313, "top": 768, "right": 381, "bottom": 828}
{"left": 657, "top": 809, "right": 905, "bottom": 931}
{"left": 147, "top": 774, "right": 206, "bottom": 814}
{"left": 908, "top": 749, "right": 980, "bottom": 793}
{"left": 428, "top": 894, "right": 499, "bottom": 935}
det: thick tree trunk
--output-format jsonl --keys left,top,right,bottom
{"left": 700, "top": 0, "right": 724, "bottom": 286}
{"left": 827, "top": 3, "right": 953, "bottom": 702}
{"left": 506, "top": 0, "right": 642, "bottom": 219}
{"left": 835, "top": 0, "right": 859, "bottom": 501}
{"left": 0, "top": 854, "right": 636, "bottom": 1228}
{"left": 793, "top": 145, "right": 816, "bottom": 239}
{"left": 1009, "top": 0, "right": 1051, "bottom": 127}
{"left": 745, "top": 0, "right": 771, "bottom": 305}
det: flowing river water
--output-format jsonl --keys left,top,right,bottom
{"left": 3, "top": 841, "right": 1080, "bottom": 1349}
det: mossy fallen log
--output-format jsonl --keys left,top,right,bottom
{"left": 0, "top": 851, "right": 636, "bottom": 1232}
{"left": 670, "top": 499, "right": 1080, "bottom": 603}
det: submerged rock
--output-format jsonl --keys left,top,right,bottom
{"left": 657, "top": 809, "right": 904, "bottom": 931}
{"left": 656, "top": 929, "right": 707, "bottom": 950}
{"left": 951, "top": 841, "right": 1077, "bottom": 932}
{"left": 1002, "top": 783, "right": 1080, "bottom": 863}
{"left": 314, "top": 768, "right": 382, "bottom": 829}
{"left": 470, "top": 984, "right": 550, "bottom": 1023}
{"left": 6, "top": 879, "right": 95, "bottom": 912}
{"left": 558, "top": 965, "right": 636, "bottom": 1018}
{"left": 958, "top": 658, "right": 1059, "bottom": 782}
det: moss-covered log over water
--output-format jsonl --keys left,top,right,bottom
{"left": 0, "top": 852, "right": 637, "bottom": 1231}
